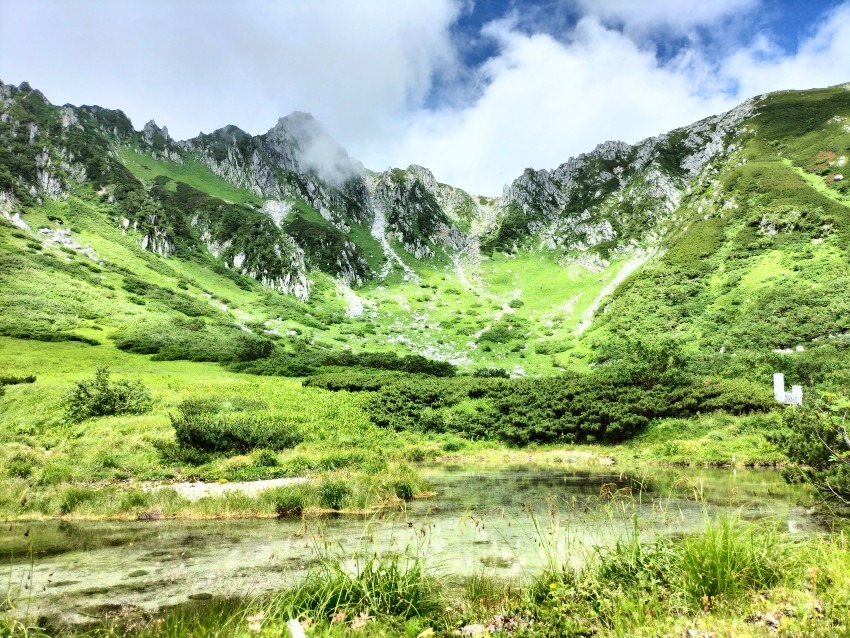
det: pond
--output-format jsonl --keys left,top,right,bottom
{"left": 1, "top": 464, "right": 820, "bottom": 626}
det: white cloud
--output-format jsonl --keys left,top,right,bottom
{"left": 721, "top": 3, "right": 850, "bottom": 96}
{"left": 0, "top": 0, "right": 461, "bottom": 144}
{"left": 571, "top": 0, "right": 761, "bottom": 34}
{"left": 381, "top": 17, "right": 736, "bottom": 195}
{"left": 378, "top": 2, "right": 850, "bottom": 195}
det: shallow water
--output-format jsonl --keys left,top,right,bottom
{"left": 0, "top": 464, "right": 819, "bottom": 625}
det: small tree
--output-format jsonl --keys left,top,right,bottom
{"left": 594, "top": 336, "right": 688, "bottom": 388}
{"left": 65, "top": 367, "right": 153, "bottom": 422}
{"left": 772, "top": 392, "right": 850, "bottom": 503}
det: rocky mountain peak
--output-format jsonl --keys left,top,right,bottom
{"left": 264, "top": 111, "right": 364, "bottom": 185}
{"left": 142, "top": 120, "right": 170, "bottom": 145}
{"left": 402, "top": 164, "right": 438, "bottom": 189}
{"left": 205, "top": 124, "right": 251, "bottom": 144}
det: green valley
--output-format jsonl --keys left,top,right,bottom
{"left": 3, "top": 78, "right": 850, "bottom": 636}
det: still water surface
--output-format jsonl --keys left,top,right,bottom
{"left": 1, "top": 464, "right": 819, "bottom": 624}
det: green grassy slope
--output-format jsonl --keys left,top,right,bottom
{"left": 584, "top": 86, "right": 850, "bottom": 387}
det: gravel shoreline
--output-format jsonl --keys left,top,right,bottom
{"left": 143, "top": 477, "right": 309, "bottom": 502}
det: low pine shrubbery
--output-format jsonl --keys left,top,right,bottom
{"left": 0, "top": 317, "right": 101, "bottom": 345}
{"left": 471, "top": 367, "right": 510, "bottom": 378}
{"left": 534, "top": 337, "right": 575, "bottom": 355}
{"left": 771, "top": 392, "right": 850, "bottom": 502}
{"left": 320, "top": 351, "right": 456, "bottom": 377}
{"left": 236, "top": 349, "right": 458, "bottom": 378}
{"left": 0, "top": 373, "right": 36, "bottom": 385}
{"left": 64, "top": 367, "right": 152, "bottom": 422}
{"left": 170, "top": 398, "right": 303, "bottom": 454}
{"left": 303, "top": 370, "right": 419, "bottom": 392}
{"left": 115, "top": 320, "right": 273, "bottom": 363}
{"left": 0, "top": 373, "right": 36, "bottom": 401}
{"left": 360, "top": 371, "right": 773, "bottom": 446}
{"left": 318, "top": 477, "right": 351, "bottom": 510}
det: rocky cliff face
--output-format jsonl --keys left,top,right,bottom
{"left": 0, "top": 81, "right": 139, "bottom": 206}
{"left": 125, "top": 103, "right": 483, "bottom": 292}
{"left": 366, "top": 165, "right": 469, "bottom": 260}
{"left": 489, "top": 100, "right": 755, "bottom": 257}
{"left": 181, "top": 113, "right": 370, "bottom": 229}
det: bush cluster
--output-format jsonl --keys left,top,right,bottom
{"left": 232, "top": 347, "right": 457, "bottom": 378}
{"left": 302, "top": 371, "right": 408, "bottom": 392}
{"left": 115, "top": 320, "right": 273, "bottom": 363}
{"left": 121, "top": 275, "right": 217, "bottom": 318}
{"left": 770, "top": 393, "right": 850, "bottom": 501}
{"left": 170, "top": 398, "right": 303, "bottom": 454}
{"left": 471, "top": 367, "right": 510, "bottom": 379}
{"left": 320, "top": 351, "right": 456, "bottom": 377}
{"left": 534, "top": 338, "right": 575, "bottom": 355}
{"left": 359, "top": 370, "right": 773, "bottom": 446}
{"left": 0, "top": 316, "right": 100, "bottom": 345}
{"left": 64, "top": 367, "right": 152, "bottom": 422}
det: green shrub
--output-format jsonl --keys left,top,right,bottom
{"left": 302, "top": 370, "right": 407, "bottom": 392}
{"left": 405, "top": 447, "right": 429, "bottom": 462}
{"left": 441, "top": 437, "right": 465, "bottom": 452}
{"left": 472, "top": 367, "right": 510, "bottom": 378}
{"left": 391, "top": 478, "right": 416, "bottom": 501}
{"left": 252, "top": 448, "right": 279, "bottom": 467}
{"left": 36, "top": 463, "right": 74, "bottom": 486}
{"left": 170, "top": 399, "right": 303, "bottom": 454}
{"left": 279, "top": 455, "right": 312, "bottom": 476}
{"left": 320, "top": 351, "right": 456, "bottom": 377}
{"left": 115, "top": 320, "right": 272, "bottom": 363}
{"left": 227, "top": 349, "right": 320, "bottom": 376}
{"left": 58, "top": 486, "right": 97, "bottom": 514}
{"left": 316, "top": 452, "right": 370, "bottom": 471}
{"left": 90, "top": 450, "right": 121, "bottom": 471}
{"left": 6, "top": 452, "right": 39, "bottom": 478}
{"left": 771, "top": 392, "right": 850, "bottom": 501}
{"left": 119, "top": 489, "right": 151, "bottom": 511}
{"left": 477, "top": 325, "right": 515, "bottom": 344}
{"left": 534, "top": 338, "right": 575, "bottom": 355}
{"left": 0, "top": 318, "right": 101, "bottom": 345}
{"left": 363, "top": 368, "right": 771, "bottom": 446}
{"left": 151, "top": 438, "right": 212, "bottom": 466}
{"left": 264, "top": 485, "right": 306, "bottom": 517}
{"left": 318, "top": 477, "right": 351, "bottom": 510}
{"left": 0, "top": 374, "right": 36, "bottom": 386}
{"left": 64, "top": 367, "right": 152, "bottom": 422}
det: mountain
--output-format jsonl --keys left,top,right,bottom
{"left": 487, "top": 101, "right": 755, "bottom": 257}
{"left": 1, "top": 79, "right": 849, "bottom": 380}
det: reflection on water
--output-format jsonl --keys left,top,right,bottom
{"left": 0, "top": 464, "right": 819, "bottom": 625}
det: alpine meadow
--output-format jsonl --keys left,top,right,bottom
{"left": 3, "top": 72, "right": 850, "bottom": 636}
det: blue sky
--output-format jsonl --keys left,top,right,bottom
{"left": 2, "top": 1, "right": 849, "bottom": 194}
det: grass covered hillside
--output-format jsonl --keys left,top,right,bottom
{"left": 587, "top": 86, "right": 850, "bottom": 390}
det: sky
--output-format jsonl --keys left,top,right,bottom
{"left": 1, "top": 0, "right": 849, "bottom": 196}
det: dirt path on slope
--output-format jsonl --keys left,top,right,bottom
{"left": 575, "top": 253, "right": 650, "bottom": 335}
